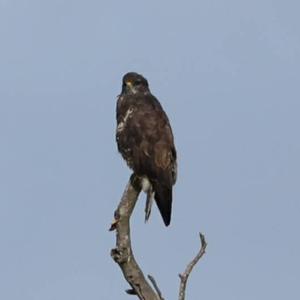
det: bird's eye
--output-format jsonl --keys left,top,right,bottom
{"left": 135, "top": 80, "right": 142, "bottom": 86}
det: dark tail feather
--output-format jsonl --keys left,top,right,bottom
{"left": 153, "top": 183, "right": 172, "bottom": 226}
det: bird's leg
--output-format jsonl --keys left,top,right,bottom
{"left": 145, "top": 187, "right": 154, "bottom": 222}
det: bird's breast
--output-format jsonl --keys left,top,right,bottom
{"left": 117, "top": 107, "right": 135, "bottom": 134}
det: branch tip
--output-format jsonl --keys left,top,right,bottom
{"left": 199, "top": 232, "right": 207, "bottom": 248}
{"left": 148, "top": 275, "right": 164, "bottom": 300}
{"left": 178, "top": 232, "right": 207, "bottom": 300}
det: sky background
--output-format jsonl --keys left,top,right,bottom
{"left": 1, "top": 1, "right": 300, "bottom": 299}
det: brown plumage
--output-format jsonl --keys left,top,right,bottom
{"left": 116, "top": 72, "right": 177, "bottom": 226}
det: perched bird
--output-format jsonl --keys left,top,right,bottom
{"left": 116, "top": 72, "right": 177, "bottom": 226}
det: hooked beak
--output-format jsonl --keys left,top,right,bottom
{"left": 125, "top": 81, "right": 133, "bottom": 89}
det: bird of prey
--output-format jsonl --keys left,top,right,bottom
{"left": 116, "top": 72, "right": 177, "bottom": 226}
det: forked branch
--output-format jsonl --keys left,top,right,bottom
{"left": 110, "top": 174, "right": 207, "bottom": 300}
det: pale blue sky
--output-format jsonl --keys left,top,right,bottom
{"left": 1, "top": 1, "right": 300, "bottom": 299}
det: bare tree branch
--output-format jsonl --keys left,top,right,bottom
{"left": 178, "top": 233, "right": 207, "bottom": 300}
{"left": 110, "top": 173, "right": 207, "bottom": 299}
{"left": 110, "top": 174, "right": 160, "bottom": 300}
{"left": 148, "top": 275, "right": 164, "bottom": 300}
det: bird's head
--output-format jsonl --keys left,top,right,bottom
{"left": 121, "top": 72, "right": 149, "bottom": 95}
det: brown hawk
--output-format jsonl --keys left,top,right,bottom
{"left": 116, "top": 72, "right": 177, "bottom": 226}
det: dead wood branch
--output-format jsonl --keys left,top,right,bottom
{"left": 110, "top": 174, "right": 160, "bottom": 300}
{"left": 178, "top": 233, "right": 207, "bottom": 300}
{"left": 110, "top": 173, "right": 207, "bottom": 300}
